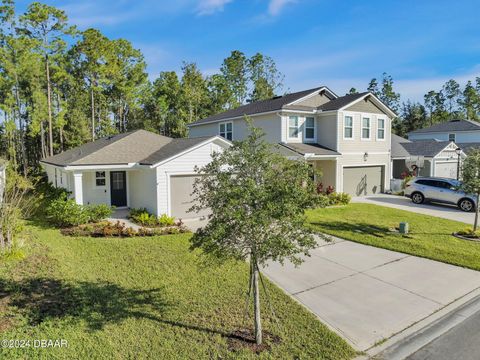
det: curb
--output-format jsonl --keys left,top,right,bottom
{"left": 355, "top": 287, "right": 480, "bottom": 359}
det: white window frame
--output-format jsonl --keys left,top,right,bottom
{"left": 219, "top": 121, "right": 233, "bottom": 141}
{"left": 304, "top": 116, "right": 316, "bottom": 142}
{"left": 448, "top": 133, "right": 456, "bottom": 142}
{"left": 361, "top": 116, "right": 371, "bottom": 140}
{"left": 343, "top": 115, "right": 354, "bottom": 140}
{"left": 377, "top": 118, "right": 385, "bottom": 141}
{"left": 95, "top": 171, "right": 106, "bottom": 188}
{"left": 288, "top": 116, "right": 300, "bottom": 139}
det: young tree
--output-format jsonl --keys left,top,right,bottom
{"left": 189, "top": 124, "right": 318, "bottom": 345}
{"left": 461, "top": 149, "right": 480, "bottom": 231}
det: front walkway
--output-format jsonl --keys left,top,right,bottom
{"left": 107, "top": 208, "right": 142, "bottom": 230}
{"left": 352, "top": 194, "right": 474, "bottom": 224}
{"left": 262, "top": 235, "right": 480, "bottom": 351}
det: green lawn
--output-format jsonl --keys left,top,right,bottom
{"left": 0, "top": 222, "right": 355, "bottom": 360}
{"left": 306, "top": 203, "right": 480, "bottom": 271}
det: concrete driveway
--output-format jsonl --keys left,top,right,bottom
{"left": 352, "top": 194, "right": 475, "bottom": 224}
{"left": 262, "top": 236, "right": 480, "bottom": 351}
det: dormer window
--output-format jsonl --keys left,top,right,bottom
{"left": 305, "top": 117, "right": 315, "bottom": 140}
{"left": 219, "top": 122, "right": 233, "bottom": 140}
{"left": 288, "top": 116, "right": 299, "bottom": 138}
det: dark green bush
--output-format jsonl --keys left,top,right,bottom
{"left": 85, "top": 204, "right": 114, "bottom": 223}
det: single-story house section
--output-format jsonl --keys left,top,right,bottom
{"left": 40, "top": 130, "right": 231, "bottom": 219}
{"left": 391, "top": 134, "right": 466, "bottom": 179}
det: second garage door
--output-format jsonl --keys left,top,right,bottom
{"left": 434, "top": 161, "right": 457, "bottom": 179}
{"left": 343, "top": 166, "right": 384, "bottom": 196}
{"left": 170, "top": 175, "right": 209, "bottom": 219}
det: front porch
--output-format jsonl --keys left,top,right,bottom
{"left": 310, "top": 159, "right": 337, "bottom": 190}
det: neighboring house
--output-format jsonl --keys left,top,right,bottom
{"left": 391, "top": 134, "right": 466, "bottom": 179}
{"left": 40, "top": 130, "right": 230, "bottom": 219}
{"left": 408, "top": 119, "right": 480, "bottom": 154}
{"left": 188, "top": 87, "right": 396, "bottom": 196}
{"left": 0, "top": 160, "right": 6, "bottom": 203}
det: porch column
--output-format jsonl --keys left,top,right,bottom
{"left": 73, "top": 172, "right": 84, "bottom": 205}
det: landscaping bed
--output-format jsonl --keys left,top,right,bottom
{"left": 306, "top": 203, "right": 480, "bottom": 271}
{"left": 0, "top": 223, "right": 356, "bottom": 359}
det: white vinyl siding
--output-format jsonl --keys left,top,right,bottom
{"left": 377, "top": 119, "right": 385, "bottom": 140}
{"left": 362, "top": 117, "right": 371, "bottom": 140}
{"left": 288, "top": 116, "right": 299, "bottom": 138}
{"left": 344, "top": 116, "right": 353, "bottom": 139}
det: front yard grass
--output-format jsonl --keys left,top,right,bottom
{"left": 0, "top": 222, "right": 355, "bottom": 360}
{"left": 306, "top": 203, "right": 480, "bottom": 271}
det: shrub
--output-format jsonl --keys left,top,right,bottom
{"left": 85, "top": 204, "right": 114, "bottom": 222}
{"left": 158, "top": 214, "right": 175, "bottom": 227}
{"left": 328, "top": 192, "right": 351, "bottom": 206}
{"left": 458, "top": 227, "right": 480, "bottom": 238}
{"left": 46, "top": 195, "right": 90, "bottom": 227}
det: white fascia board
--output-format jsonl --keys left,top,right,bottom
{"left": 63, "top": 163, "right": 139, "bottom": 171}
{"left": 187, "top": 110, "right": 279, "bottom": 128}
{"left": 338, "top": 93, "right": 397, "bottom": 118}
{"left": 149, "top": 136, "right": 231, "bottom": 169}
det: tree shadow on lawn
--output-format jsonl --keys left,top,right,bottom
{"left": 0, "top": 277, "right": 259, "bottom": 344}
{"left": 309, "top": 221, "right": 391, "bottom": 238}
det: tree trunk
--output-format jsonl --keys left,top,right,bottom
{"left": 253, "top": 261, "right": 262, "bottom": 345}
{"left": 45, "top": 54, "right": 53, "bottom": 156}
{"left": 90, "top": 86, "right": 95, "bottom": 141}
{"left": 474, "top": 194, "right": 479, "bottom": 232}
{"left": 14, "top": 72, "right": 27, "bottom": 176}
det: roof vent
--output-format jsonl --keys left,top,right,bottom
{"left": 450, "top": 119, "right": 461, "bottom": 122}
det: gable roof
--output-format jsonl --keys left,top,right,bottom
{"left": 457, "top": 142, "right": 480, "bottom": 154}
{"left": 41, "top": 130, "right": 223, "bottom": 167}
{"left": 400, "top": 140, "right": 453, "bottom": 157}
{"left": 189, "top": 87, "right": 327, "bottom": 126}
{"left": 409, "top": 119, "right": 480, "bottom": 134}
{"left": 317, "top": 92, "right": 369, "bottom": 111}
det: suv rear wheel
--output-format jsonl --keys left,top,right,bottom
{"left": 411, "top": 192, "right": 424, "bottom": 204}
{"left": 458, "top": 198, "right": 474, "bottom": 212}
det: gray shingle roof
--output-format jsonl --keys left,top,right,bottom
{"left": 317, "top": 92, "right": 370, "bottom": 111}
{"left": 391, "top": 134, "right": 411, "bottom": 158}
{"left": 401, "top": 139, "right": 452, "bottom": 157}
{"left": 457, "top": 142, "right": 480, "bottom": 154}
{"left": 189, "top": 87, "right": 325, "bottom": 126}
{"left": 409, "top": 120, "right": 480, "bottom": 134}
{"left": 279, "top": 142, "right": 340, "bottom": 156}
{"left": 41, "top": 130, "right": 217, "bottom": 166}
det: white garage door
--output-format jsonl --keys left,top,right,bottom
{"left": 170, "top": 175, "right": 209, "bottom": 219}
{"left": 435, "top": 161, "right": 457, "bottom": 178}
{"left": 343, "top": 166, "right": 384, "bottom": 196}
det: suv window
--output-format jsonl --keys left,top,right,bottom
{"left": 435, "top": 181, "right": 452, "bottom": 189}
{"left": 416, "top": 179, "right": 435, "bottom": 186}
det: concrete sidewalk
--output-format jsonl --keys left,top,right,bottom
{"left": 352, "top": 194, "right": 474, "bottom": 224}
{"left": 262, "top": 235, "right": 480, "bottom": 351}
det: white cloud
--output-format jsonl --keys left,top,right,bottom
{"left": 268, "top": 0, "right": 297, "bottom": 16}
{"left": 196, "top": 0, "right": 233, "bottom": 15}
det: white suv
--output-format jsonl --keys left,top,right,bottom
{"left": 404, "top": 177, "right": 477, "bottom": 212}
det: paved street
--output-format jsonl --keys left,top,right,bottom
{"left": 405, "top": 308, "right": 480, "bottom": 360}
{"left": 352, "top": 194, "right": 475, "bottom": 224}
{"left": 262, "top": 235, "right": 480, "bottom": 351}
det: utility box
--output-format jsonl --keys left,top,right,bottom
{"left": 399, "top": 222, "right": 409, "bottom": 234}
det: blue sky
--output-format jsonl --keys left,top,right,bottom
{"left": 16, "top": 0, "right": 480, "bottom": 102}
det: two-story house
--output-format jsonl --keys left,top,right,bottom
{"left": 188, "top": 86, "right": 396, "bottom": 196}
{"left": 408, "top": 119, "right": 480, "bottom": 154}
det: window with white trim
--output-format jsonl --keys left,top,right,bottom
{"left": 344, "top": 116, "right": 353, "bottom": 139}
{"left": 219, "top": 122, "right": 233, "bottom": 141}
{"left": 449, "top": 133, "right": 456, "bottom": 142}
{"left": 305, "top": 117, "right": 315, "bottom": 140}
{"left": 96, "top": 171, "right": 106, "bottom": 187}
{"left": 377, "top": 118, "right": 385, "bottom": 140}
{"left": 362, "top": 117, "right": 371, "bottom": 139}
{"left": 288, "top": 116, "right": 299, "bottom": 138}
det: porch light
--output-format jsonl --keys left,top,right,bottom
{"left": 455, "top": 148, "right": 462, "bottom": 156}
{"left": 363, "top": 152, "right": 368, "bottom": 161}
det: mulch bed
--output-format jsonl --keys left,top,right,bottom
{"left": 227, "top": 329, "right": 281, "bottom": 354}
{"left": 453, "top": 233, "right": 480, "bottom": 242}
